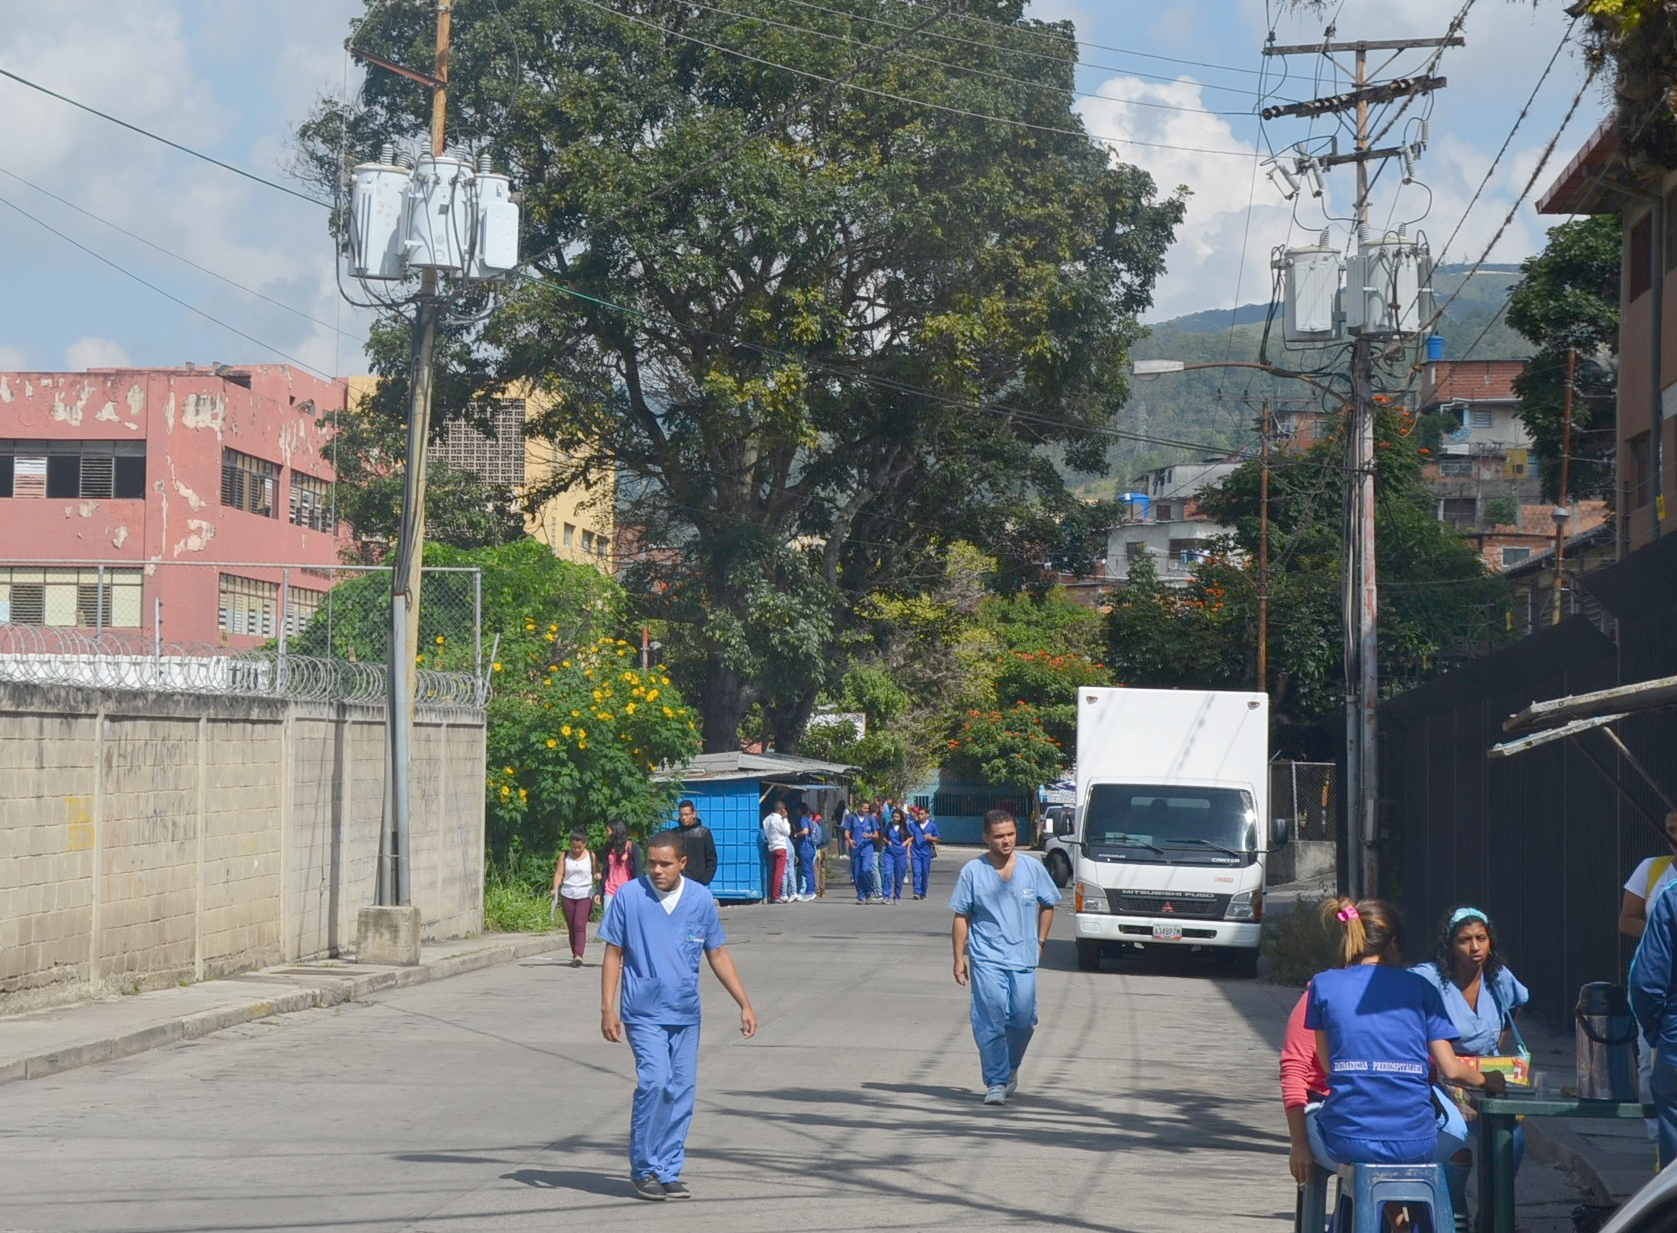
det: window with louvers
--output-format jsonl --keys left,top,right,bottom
{"left": 0, "top": 441, "right": 142, "bottom": 498}
{"left": 288, "top": 472, "right": 332, "bottom": 532}
{"left": 221, "top": 449, "right": 278, "bottom": 517}
{"left": 218, "top": 573, "right": 278, "bottom": 637}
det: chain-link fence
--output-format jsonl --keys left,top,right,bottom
{"left": 0, "top": 560, "right": 484, "bottom": 712}
{"left": 1272, "top": 760, "right": 1338, "bottom": 841}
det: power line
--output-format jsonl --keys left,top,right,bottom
{"left": 572, "top": 0, "right": 1255, "bottom": 159}
{"left": 674, "top": 0, "right": 1255, "bottom": 117}
{"left": 777, "top": 0, "right": 1278, "bottom": 95}
{"left": 0, "top": 66, "right": 328, "bottom": 208}
{"left": 1430, "top": 18, "right": 1576, "bottom": 270}
{"left": 0, "top": 164, "right": 365, "bottom": 345}
{"left": 0, "top": 190, "right": 334, "bottom": 380}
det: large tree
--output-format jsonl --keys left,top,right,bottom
{"left": 1506, "top": 214, "right": 1620, "bottom": 501}
{"left": 299, "top": 0, "right": 1182, "bottom": 751}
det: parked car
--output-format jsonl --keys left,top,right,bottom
{"left": 1041, "top": 805, "right": 1075, "bottom": 887}
{"left": 1600, "top": 1159, "right": 1677, "bottom": 1233}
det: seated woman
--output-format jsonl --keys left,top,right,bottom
{"left": 1412, "top": 907, "right": 1530, "bottom": 1177}
{"left": 1306, "top": 897, "right": 1499, "bottom": 1202}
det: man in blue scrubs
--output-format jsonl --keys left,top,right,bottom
{"left": 908, "top": 807, "right": 941, "bottom": 900}
{"left": 844, "top": 802, "right": 878, "bottom": 904}
{"left": 600, "top": 831, "right": 757, "bottom": 1201}
{"left": 950, "top": 808, "right": 1060, "bottom": 1105}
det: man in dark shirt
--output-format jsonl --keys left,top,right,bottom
{"left": 676, "top": 799, "right": 718, "bottom": 886}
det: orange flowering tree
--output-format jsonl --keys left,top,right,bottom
{"left": 945, "top": 703, "right": 1066, "bottom": 790}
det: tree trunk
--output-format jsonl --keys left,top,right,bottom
{"left": 701, "top": 651, "right": 749, "bottom": 753}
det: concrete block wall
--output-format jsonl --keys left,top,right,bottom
{"left": 0, "top": 681, "right": 486, "bottom": 1013}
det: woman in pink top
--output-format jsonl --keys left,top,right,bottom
{"left": 599, "top": 820, "right": 643, "bottom": 910}
{"left": 1280, "top": 989, "right": 1331, "bottom": 1184}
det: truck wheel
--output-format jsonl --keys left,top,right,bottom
{"left": 1075, "top": 941, "right": 1102, "bottom": 972}
{"left": 1221, "top": 949, "right": 1260, "bottom": 979}
{"left": 1046, "top": 850, "right": 1071, "bottom": 888}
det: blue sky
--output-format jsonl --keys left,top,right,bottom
{"left": 0, "top": 0, "right": 1602, "bottom": 376}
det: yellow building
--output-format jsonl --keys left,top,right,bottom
{"left": 345, "top": 377, "right": 613, "bottom": 572}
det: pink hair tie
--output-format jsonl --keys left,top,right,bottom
{"left": 1336, "top": 906, "right": 1360, "bottom": 922}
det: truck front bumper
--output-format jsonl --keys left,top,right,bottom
{"left": 1074, "top": 913, "right": 1260, "bottom": 951}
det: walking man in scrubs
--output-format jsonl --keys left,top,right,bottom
{"left": 950, "top": 808, "right": 1060, "bottom": 1105}
{"left": 600, "top": 831, "right": 757, "bottom": 1200}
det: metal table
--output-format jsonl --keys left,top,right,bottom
{"left": 1460, "top": 1088, "right": 1652, "bottom": 1233}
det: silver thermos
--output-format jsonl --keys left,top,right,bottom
{"left": 1575, "top": 982, "right": 1638, "bottom": 1101}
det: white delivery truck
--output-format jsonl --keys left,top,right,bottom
{"left": 1070, "top": 687, "right": 1285, "bottom": 977}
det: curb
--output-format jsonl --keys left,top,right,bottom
{"left": 1524, "top": 1116, "right": 1616, "bottom": 1206}
{"left": 2, "top": 936, "right": 561, "bottom": 1087}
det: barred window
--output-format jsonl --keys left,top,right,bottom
{"left": 0, "top": 440, "right": 144, "bottom": 499}
{"left": 431, "top": 399, "right": 526, "bottom": 487}
{"left": 221, "top": 448, "right": 278, "bottom": 517}
{"left": 289, "top": 472, "right": 333, "bottom": 533}
{"left": 0, "top": 567, "right": 142, "bottom": 627}
{"left": 219, "top": 574, "right": 279, "bottom": 637}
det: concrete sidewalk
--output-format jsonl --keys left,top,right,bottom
{"left": 0, "top": 932, "right": 564, "bottom": 1086}
{"left": 1514, "top": 1013, "right": 1658, "bottom": 1215}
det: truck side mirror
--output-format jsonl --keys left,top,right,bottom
{"left": 1271, "top": 817, "right": 1290, "bottom": 849}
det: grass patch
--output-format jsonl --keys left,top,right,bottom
{"left": 1261, "top": 895, "right": 1339, "bottom": 986}
{"left": 484, "top": 856, "right": 562, "bottom": 933}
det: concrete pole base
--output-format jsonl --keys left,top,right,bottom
{"left": 357, "top": 905, "right": 422, "bottom": 966}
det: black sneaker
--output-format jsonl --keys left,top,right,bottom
{"left": 663, "top": 1180, "right": 692, "bottom": 1200}
{"left": 631, "top": 1175, "right": 666, "bottom": 1201}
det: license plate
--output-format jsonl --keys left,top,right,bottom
{"left": 1152, "top": 923, "right": 1183, "bottom": 941}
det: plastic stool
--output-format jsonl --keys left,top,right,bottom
{"left": 1330, "top": 1163, "right": 1454, "bottom": 1233}
{"left": 1295, "top": 1164, "right": 1330, "bottom": 1233}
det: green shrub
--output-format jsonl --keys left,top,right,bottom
{"left": 1261, "top": 895, "right": 1340, "bottom": 986}
{"left": 484, "top": 855, "right": 561, "bottom": 933}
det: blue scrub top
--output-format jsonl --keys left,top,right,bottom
{"left": 1306, "top": 965, "right": 1460, "bottom": 1163}
{"left": 949, "top": 855, "right": 1061, "bottom": 970}
{"left": 845, "top": 812, "right": 878, "bottom": 850}
{"left": 598, "top": 876, "right": 727, "bottom": 1027}
{"left": 909, "top": 818, "right": 939, "bottom": 851}
{"left": 881, "top": 819, "right": 909, "bottom": 852}
{"left": 1409, "top": 962, "right": 1529, "bottom": 1056}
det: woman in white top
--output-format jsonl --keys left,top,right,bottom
{"left": 762, "top": 802, "right": 792, "bottom": 904}
{"left": 1620, "top": 811, "right": 1677, "bottom": 939}
{"left": 552, "top": 829, "right": 599, "bottom": 967}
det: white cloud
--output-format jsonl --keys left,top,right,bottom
{"left": 64, "top": 337, "right": 132, "bottom": 370}
{"left": 0, "top": 344, "right": 32, "bottom": 370}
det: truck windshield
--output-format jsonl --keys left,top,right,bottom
{"left": 1082, "top": 785, "right": 1257, "bottom": 866}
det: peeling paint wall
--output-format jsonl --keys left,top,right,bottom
{"left": 1, "top": 366, "right": 351, "bottom": 645}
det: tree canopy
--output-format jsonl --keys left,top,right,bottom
{"left": 299, "top": 0, "right": 1183, "bottom": 752}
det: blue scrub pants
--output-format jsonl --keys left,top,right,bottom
{"left": 882, "top": 847, "right": 907, "bottom": 900}
{"left": 1307, "top": 1088, "right": 1470, "bottom": 1213}
{"left": 625, "top": 1021, "right": 700, "bottom": 1183}
{"left": 850, "top": 847, "right": 873, "bottom": 901}
{"left": 1652, "top": 1058, "right": 1677, "bottom": 1168}
{"left": 796, "top": 843, "right": 816, "bottom": 896}
{"left": 969, "top": 962, "right": 1037, "bottom": 1087}
{"left": 911, "top": 848, "right": 932, "bottom": 897}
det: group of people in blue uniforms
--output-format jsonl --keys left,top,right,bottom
{"left": 1281, "top": 899, "right": 1530, "bottom": 1227}
{"left": 840, "top": 796, "right": 941, "bottom": 902}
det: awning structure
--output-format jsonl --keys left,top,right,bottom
{"left": 661, "top": 750, "right": 858, "bottom": 784}
{"left": 1490, "top": 674, "right": 1677, "bottom": 843}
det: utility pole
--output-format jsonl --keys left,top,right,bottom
{"left": 1258, "top": 400, "right": 1271, "bottom": 694}
{"left": 1552, "top": 347, "right": 1577, "bottom": 628}
{"left": 380, "top": 0, "right": 451, "bottom": 911}
{"left": 1264, "top": 30, "right": 1459, "bottom": 899}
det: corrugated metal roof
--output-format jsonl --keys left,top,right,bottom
{"left": 669, "top": 751, "right": 859, "bottom": 782}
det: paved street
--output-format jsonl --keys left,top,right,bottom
{"left": 1, "top": 866, "right": 1587, "bottom": 1232}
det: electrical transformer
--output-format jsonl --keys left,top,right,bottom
{"left": 1280, "top": 240, "right": 1343, "bottom": 342}
{"left": 1344, "top": 230, "right": 1431, "bottom": 337}
{"left": 403, "top": 154, "right": 472, "bottom": 274}
{"left": 468, "top": 162, "right": 520, "bottom": 279}
{"left": 349, "top": 155, "right": 410, "bottom": 281}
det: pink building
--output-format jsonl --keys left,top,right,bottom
{"left": 0, "top": 365, "right": 349, "bottom": 647}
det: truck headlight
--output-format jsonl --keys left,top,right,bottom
{"left": 1076, "top": 882, "right": 1109, "bottom": 913}
{"left": 1226, "top": 890, "right": 1262, "bottom": 922}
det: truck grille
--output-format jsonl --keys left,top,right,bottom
{"left": 1106, "top": 889, "right": 1230, "bottom": 920}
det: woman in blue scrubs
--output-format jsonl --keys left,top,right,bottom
{"left": 1412, "top": 907, "right": 1531, "bottom": 1187}
{"left": 880, "top": 810, "right": 910, "bottom": 903}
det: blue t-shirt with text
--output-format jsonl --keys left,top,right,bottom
{"left": 1306, "top": 965, "right": 1460, "bottom": 1163}
{"left": 598, "top": 875, "right": 727, "bottom": 1026}
{"left": 948, "top": 856, "right": 1061, "bottom": 971}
